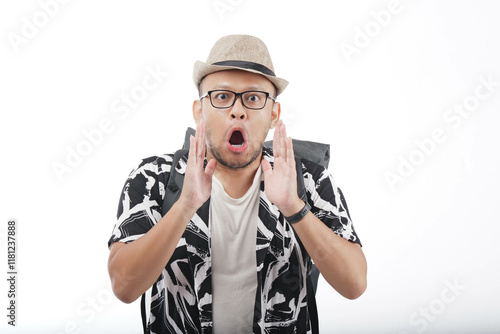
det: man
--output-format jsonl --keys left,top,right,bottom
{"left": 108, "top": 35, "right": 367, "bottom": 334}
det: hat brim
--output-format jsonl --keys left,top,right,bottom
{"left": 193, "top": 61, "right": 288, "bottom": 96}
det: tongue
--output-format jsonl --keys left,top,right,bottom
{"left": 229, "top": 131, "right": 244, "bottom": 146}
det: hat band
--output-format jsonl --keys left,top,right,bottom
{"left": 212, "top": 60, "right": 276, "bottom": 77}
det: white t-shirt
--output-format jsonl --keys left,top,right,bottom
{"left": 210, "top": 167, "right": 262, "bottom": 334}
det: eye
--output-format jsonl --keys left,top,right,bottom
{"left": 214, "top": 92, "right": 229, "bottom": 100}
{"left": 246, "top": 93, "right": 261, "bottom": 102}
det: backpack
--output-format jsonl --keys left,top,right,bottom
{"left": 142, "top": 127, "right": 331, "bottom": 334}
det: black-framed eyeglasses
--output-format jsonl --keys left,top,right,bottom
{"left": 199, "top": 90, "right": 276, "bottom": 110}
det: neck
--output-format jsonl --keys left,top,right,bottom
{"left": 211, "top": 152, "right": 262, "bottom": 199}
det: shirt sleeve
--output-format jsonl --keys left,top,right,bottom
{"left": 302, "top": 159, "right": 362, "bottom": 246}
{"left": 107, "top": 155, "right": 173, "bottom": 248}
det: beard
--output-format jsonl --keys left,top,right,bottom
{"left": 210, "top": 145, "right": 262, "bottom": 169}
{"left": 206, "top": 125, "right": 269, "bottom": 169}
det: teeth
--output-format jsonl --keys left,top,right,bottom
{"left": 232, "top": 143, "right": 244, "bottom": 147}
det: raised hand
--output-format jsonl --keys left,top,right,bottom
{"left": 261, "top": 120, "right": 304, "bottom": 217}
{"left": 178, "top": 120, "right": 217, "bottom": 212}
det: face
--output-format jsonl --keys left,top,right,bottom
{"left": 193, "top": 70, "right": 280, "bottom": 170}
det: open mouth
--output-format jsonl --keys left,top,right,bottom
{"left": 227, "top": 129, "right": 247, "bottom": 152}
{"left": 229, "top": 130, "right": 245, "bottom": 147}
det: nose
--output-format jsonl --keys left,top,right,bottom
{"left": 229, "top": 95, "right": 247, "bottom": 120}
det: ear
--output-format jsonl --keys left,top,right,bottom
{"left": 270, "top": 101, "right": 281, "bottom": 129}
{"left": 192, "top": 99, "right": 202, "bottom": 124}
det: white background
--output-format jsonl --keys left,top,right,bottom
{"left": 1, "top": 0, "right": 499, "bottom": 333}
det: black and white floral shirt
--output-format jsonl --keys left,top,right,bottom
{"left": 108, "top": 147, "right": 361, "bottom": 334}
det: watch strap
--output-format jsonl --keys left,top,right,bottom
{"left": 285, "top": 202, "right": 311, "bottom": 224}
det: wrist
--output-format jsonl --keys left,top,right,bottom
{"left": 174, "top": 196, "right": 200, "bottom": 220}
{"left": 283, "top": 201, "right": 311, "bottom": 224}
{"left": 279, "top": 197, "right": 307, "bottom": 218}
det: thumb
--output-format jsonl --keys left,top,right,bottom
{"left": 205, "top": 159, "right": 217, "bottom": 178}
{"left": 261, "top": 160, "right": 273, "bottom": 179}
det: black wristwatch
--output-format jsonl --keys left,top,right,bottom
{"left": 285, "top": 202, "right": 311, "bottom": 224}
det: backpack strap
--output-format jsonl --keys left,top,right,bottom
{"left": 307, "top": 274, "right": 320, "bottom": 334}
{"left": 141, "top": 291, "right": 148, "bottom": 333}
{"left": 161, "top": 149, "right": 188, "bottom": 216}
{"left": 295, "top": 157, "right": 307, "bottom": 202}
{"left": 295, "top": 156, "right": 319, "bottom": 334}
{"left": 265, "top": 137, "right": 330, "bottom": 168}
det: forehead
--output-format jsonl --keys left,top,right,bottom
{"left": 201, "top": 69, "right": 275, "bottom": 92}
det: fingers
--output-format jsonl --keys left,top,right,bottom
{"left": 272, "top": 120, "right": 279, "bottom": 159}
{"left": 188, "top": 135, "right": 196, "bottom": 163}
{"left": 188, "top": 119, "right": 208, "bottom": 165}
{"left": 196, "top": 120, "right": 205, "bottom": 161}
{"left": 286, "top": 136, "right": 295, "bottom": 165}
{"left": 279, "top": 121, "right": 286, "bottom": 161}
{"left": 187, "top": 120, "right": 208, "bottom": 171}
{"left": 273, "top": 120, "right": 285, "bottom": 160}
{"left": 273, "top": 120, "right": 293, "bottom": 166}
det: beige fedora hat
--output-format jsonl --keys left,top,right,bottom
{"left": 193, "top": 34, "right": 288, "bottom": 96}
